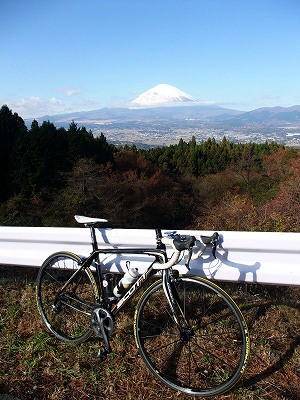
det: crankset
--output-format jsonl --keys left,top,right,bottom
{"left": 91, "top": 307, "right": 114, "bottom": 361}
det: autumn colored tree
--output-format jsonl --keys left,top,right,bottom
{"left": 1, "top": 104, "right": 299, "bottom": 231}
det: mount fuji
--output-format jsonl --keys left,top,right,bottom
{"left": 23, "top": 83, "right": 300, "bottom": 147}
{"left": 30, "top": 83, "right": 242, "bottom": 127}
{"left": 129, "top": 84, "right": 198, "bottom": 107}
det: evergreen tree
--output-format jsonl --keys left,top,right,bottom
{"left": 94, "top": 132, "right": 115, "bottom": 164}
{"left": 13, "top": 120, "right": 69, "bottom": 195}
{"left": 0, "top": 105, "right": 27, "bottom": 201}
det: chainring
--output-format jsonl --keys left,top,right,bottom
{"left": 91, "top": 307, "right": 114, "bottom": 338}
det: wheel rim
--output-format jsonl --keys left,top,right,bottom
{"left": 135, "top": 277, "right": 249, "bottom": 396}
{"left": 37, "top": 253, "right": 96, "bottom": 342}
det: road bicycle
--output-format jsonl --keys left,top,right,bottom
{"left": 36, "top": 215, "right": 250, "bottom": 398}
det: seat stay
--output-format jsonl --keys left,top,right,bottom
{"left": 58, "top": 257, "right": 91, "bottom": 295}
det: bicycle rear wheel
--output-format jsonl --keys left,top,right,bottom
{"left": 36, "top": 252, "right": 99, "bottom": 343}
{"left": 134, "top": 275, "right": 250, "bottom": 397}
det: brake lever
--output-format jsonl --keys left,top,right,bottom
{"left": 185, "top": 247, "right": 193, "bottom": 270}
{"left": 211, "top": 232, "right": 219, "bottom": 259}
{"left": 212, "top": 242, "right": 217, "bottom": 258}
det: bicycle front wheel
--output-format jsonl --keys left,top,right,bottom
{"left": 134, "top": 275, "right": 250, "bottom": 397}
{"left": 36, "top": 252, "right": 99, "bottom": 343}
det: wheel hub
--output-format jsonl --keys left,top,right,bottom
{"left": 181, "top": 327, "right": 194, "bottom": 343}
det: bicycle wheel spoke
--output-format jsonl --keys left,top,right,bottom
{"left": 192, "top": 335, "right": 240, "bottom": 370}
{"left": 37, "top": 252, "right": 97, "bottom": 343}
{"left": 144, "top": 338, "right": 182, "bottom": 354}
{"left": 135, "top": 276, "right": 249, "bottom": 397}
{"left": 140, "top": 332, "right": 177, "bottom": 340}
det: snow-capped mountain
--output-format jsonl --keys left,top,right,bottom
{"left": 129, "top": 84, "right": 198, "bottom": 107}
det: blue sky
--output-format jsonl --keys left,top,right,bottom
{"left": 1, "top": 0, "right": 300, "bottom": 118}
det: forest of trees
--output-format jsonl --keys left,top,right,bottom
{"left": 0, "top": 104, "right": 299, "bottom": 231}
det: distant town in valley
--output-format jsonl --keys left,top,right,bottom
{"left": 91, "top": 119, "right": 300, "bottom": 149}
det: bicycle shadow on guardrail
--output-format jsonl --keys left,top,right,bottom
{"left": 95, "top": 228, "right": 159, "bottom": 274}
{"left": 190, "top": 234, "right": 261, "bottom": 283}
{"left": 97, "top": 230, "right": 262, "bottom": 281}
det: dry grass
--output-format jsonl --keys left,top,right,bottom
{"left": 0, "top": 266, "right": 299, "bottom": 400}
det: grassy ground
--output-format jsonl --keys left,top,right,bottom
{"left": 0, "top": 265, "right": 299, "bottom": 400}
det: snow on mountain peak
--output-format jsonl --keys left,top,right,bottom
{"left": 129, "top": 84, "right": 198, "bottom": 107}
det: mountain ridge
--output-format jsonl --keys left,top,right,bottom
{"left": 28, "top": 104, "right": 300, "bottom": 127}
{"left": 230, "top": 105, "right": 300, "bottom": 123}
{"left": 24, "top": 83, "right": 300, "bottom": 126}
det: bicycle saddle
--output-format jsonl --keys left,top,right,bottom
{"left": 75, "top": 215, "right": 108, "bottom": 225}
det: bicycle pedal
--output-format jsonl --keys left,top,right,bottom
{"left": 97, "top": 347, "right": 108, "bottom": 362}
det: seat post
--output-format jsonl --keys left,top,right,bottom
{"left": 89, "top": 224, "right": 99, "bottom": 252}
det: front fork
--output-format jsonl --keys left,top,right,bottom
{"left": 162, "top": 269, "right": 191, "bottom": 338}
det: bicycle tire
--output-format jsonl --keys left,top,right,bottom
{"left": 36, "top": 251, "right": 99, "bottom": 343}
{"left": 134, "top": 275, "right": 250, "bottom": 397}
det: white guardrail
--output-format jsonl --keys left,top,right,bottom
{"left": 0, "top": 226, "right": 299, "bottom": 286}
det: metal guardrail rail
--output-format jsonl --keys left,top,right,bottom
{"left": 0, "top": 226, "right": 299, "bottom": 286}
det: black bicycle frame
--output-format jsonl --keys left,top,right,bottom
{"left": 162, "top": 269, "right": 191, "bottom": 333}
{"left": 58, "top": 247, "right": 166, "bottom": 308}
{"left": 58, "top": 224, "right": 188, "bottom": 331}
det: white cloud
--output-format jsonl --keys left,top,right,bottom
{"left": 49, "top": 97, "right": 63, "bottom": 105}
{"left": 1, "top": 96, "right": 65, "bottom": 119}
{"left": 293, "top": 95, "right": 300, "bottom": 103}
{"left": 59, "top": 87, "right": 81, "bottom": 97}
{"left": 259, "top": 94, "right": 281, "bottom": 101}
{"left": 0, "top": 94, "right": 105, "bottom": 119}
